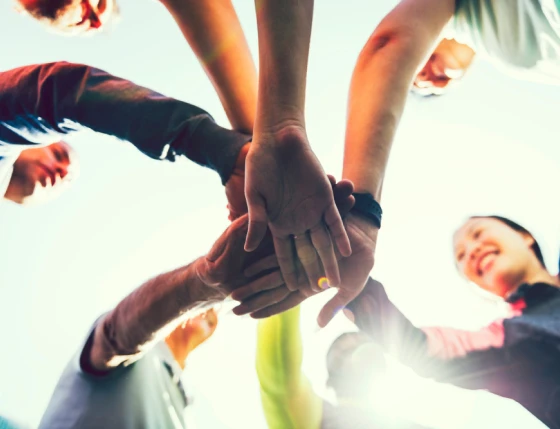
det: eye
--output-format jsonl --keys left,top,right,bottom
{"left": 456, "top": 251, "right": 465, "bottom": 262}
{"left": 473, "top": 229, "right": 482, "bottom": 239}
{"left": 52, "top": 148, "right": 63, "bottom": 162}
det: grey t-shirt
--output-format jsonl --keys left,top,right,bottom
{"left": 450, "top": 0, "right": 560, "bottom": 83}
{"left": 38, "top": 320, "right": 188, "bottom": 429}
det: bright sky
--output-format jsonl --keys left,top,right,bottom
{"left": 1, "top": 0, "right": 559, "bottom": 428}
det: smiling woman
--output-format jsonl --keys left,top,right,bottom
{"left": 453, "top": 216, "right": 551, "bottom": 299}
{"left": 341, "top": 213, "right": 560, "bottom": 429}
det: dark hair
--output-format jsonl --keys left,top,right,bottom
{"left": 471, "top": 215, "right": 546, "bottom": 268}
{"left": 19, "top": 0, "right": 74, "bottom": 21}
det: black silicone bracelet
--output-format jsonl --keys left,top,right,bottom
{"left": 351, "top": 193, "right": 382, "bottom": 228}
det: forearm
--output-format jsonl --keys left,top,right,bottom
{"left": 256, "top": 306, "right": 322, "bottom": 429}
{"left": 343, "top": 38, "right": 428, "bottom": 198}
{"left": 342, "top": 0, "right": 454, "bottom": 198}
{"left": 0, "top": 62, "right": 251, "bottom": 183}
{"left": 89, "top": 259, "right": 224, "bottom": 372}
{"left": 254, "top": 0, "right": 314, "bottom": 130}
{"left": 161, "top": 0, "right": 257, "bottom": 134}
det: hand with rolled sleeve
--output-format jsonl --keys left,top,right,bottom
{"left": 86, "top": 213, "right": 275, "bottom": 373}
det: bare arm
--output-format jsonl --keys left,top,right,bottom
{"left": 253, "top": 0, "right": 313, "bottom": 129}
{"left": 87, "top": 260, "right": 221, "bottom": 373}
{"left": 159, "top": 0, "right": 257, "bottom": 134}
{"left": 343, "top": 0, "right": 456, "bottom": 198}
{"left": 244, "top": 0, "right": 351, "bottom": 302}
{"left": 86, "top": 214, "right": 273, "bottom": 373}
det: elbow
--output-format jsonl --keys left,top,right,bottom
{"left": 355, "top": 27, "right": 418, "bottom": 71}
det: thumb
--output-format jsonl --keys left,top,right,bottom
{"left": 317, "top": 288, "right": 359, "bottom": 328}
{"left": 245, "top": 191, "right": 268, "bottom": 252}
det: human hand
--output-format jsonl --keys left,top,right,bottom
{"left": 224, "top": 143, "right": 250, "bottom": 221}
{"left": 232, "top": 210, "right": 378, "bottom": 328}
{"left": 244, "top": 125, "right": 352, "bottom": 294}
{"left": 194, "top": 214, "right": 276, "bottom": 297}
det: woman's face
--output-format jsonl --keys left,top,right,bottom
{"left": 453, "top": 218, "right": 537, "bottom": 298}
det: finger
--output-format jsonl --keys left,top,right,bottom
{"left": 327, "top": 174, "right": 336, "bottom": 187}
{"left": 230, "top": 270, "right": 284, "bottom": 301}
{"left": 245, "top": 192, "right": 268, "bottom": 252}
{"left": 332, "top": 179, "right": 354, "bottom": 200}
{"left": 244, "top": 254, "right": 279, "bottom": 277}
{"left": 274, "top": 235, "right": 300, "bottom": 292}
{"left": 317, "top": 288, "right": 361, "bottom": 328}
{"left": 294, "top": 234, "right": 323, "bottom": 293}
{"left": 324, "top": 203, "right": 352, "bottom": 257}
{"left": 249, "top": 292, "right": 308, "bottom": 319}
{"left": 232, "top": 287, "right": 292, "bottom": 315}
{"left": 335, "top": 195, "right": 355, "bottom": 218}
{"left": 309, "top": 225, "right": 340, "bottom": 287}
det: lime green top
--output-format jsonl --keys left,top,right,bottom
{"left": 256, "top": 306, "right": 323, "bottom": 429}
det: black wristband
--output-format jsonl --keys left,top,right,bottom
{"left": 351, "top": 193, "right": 382, "bottom": 228}
{"left": 179, "top": 116, "right": 252, "bottom": 185}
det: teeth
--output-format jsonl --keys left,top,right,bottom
{"left": 479, "top": 252, "right": 495, "bottom": 272}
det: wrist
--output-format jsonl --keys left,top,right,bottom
{"left": 254, "top": 106, "right": 306, "bottom": 136}
{"left": 191, "top": 258, "right": 229, "bottom": 303}
{"left": 351, "top": 192, "right": 382, "bottom": 229}
{"left": 348, "top": 211, "right": 380, "bottom": 239}
{"left": 184, "top": 117, "right": 252, "bottom": 185}
{"left": 189, "top": 258, "right": 228, "bottom": 308}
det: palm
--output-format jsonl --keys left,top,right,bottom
{"left": 246, "top": 130, "right": 330, "bottom": 227}
{"left": 245, "top": 126, "right": 351, "bottom": 291}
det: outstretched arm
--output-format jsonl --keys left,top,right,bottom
{"left": 86, "top": 215, "right": 273, "bottom": 373}
{"left": 343, "top": 0, "right": 455, "bottom": 198}
{"left": 244, "top": 0, "right": 351, "bottom": 298}
{"left": 256, "top": 306, "right": 323, "bottom": 429}
{"left": 0, "top": 62, "right": 251, "bottom": 184}
{"left": 159, "top": 0, "right": 257, "bottom": 134}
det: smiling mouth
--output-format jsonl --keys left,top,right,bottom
{"left": 36, "top": 164, "right": 57, "bottom": 187}
{"left": 477, "top": 251, "right": 498, "bottom": 276}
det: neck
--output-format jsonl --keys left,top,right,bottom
{"left": 517, "top": 263, "right": 560, "bottom": 293}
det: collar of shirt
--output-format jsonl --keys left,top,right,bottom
{"left": 506, "top": 282, "right": 560, "bottom": 306}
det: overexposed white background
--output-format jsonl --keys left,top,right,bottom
{"left": 0, "top": 0, "right": 559, "bottom": 428}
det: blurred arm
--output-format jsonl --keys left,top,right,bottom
{"left": 342, "top": 0, "right": 455, "bottom": 198}
{"left": 159, "top": 0, "right": 257, "bottom": 134}
{"left": 347, "top": 278, "right": 508, "bottom": 374}
{"left": 0, "top": 62, "right": 251, "bottom": 184}
{"left": 256, "top": 306, "right": 323, "bottom": 429}
{"left": 85, "top": 259, "right": 223, "bottom": 373}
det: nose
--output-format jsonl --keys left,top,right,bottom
{"left": 56, "top": 165, "right": 69, "bottom": 180}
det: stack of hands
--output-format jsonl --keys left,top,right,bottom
{"left": 202, "top": 129, "right": 379, "bottom": 328}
